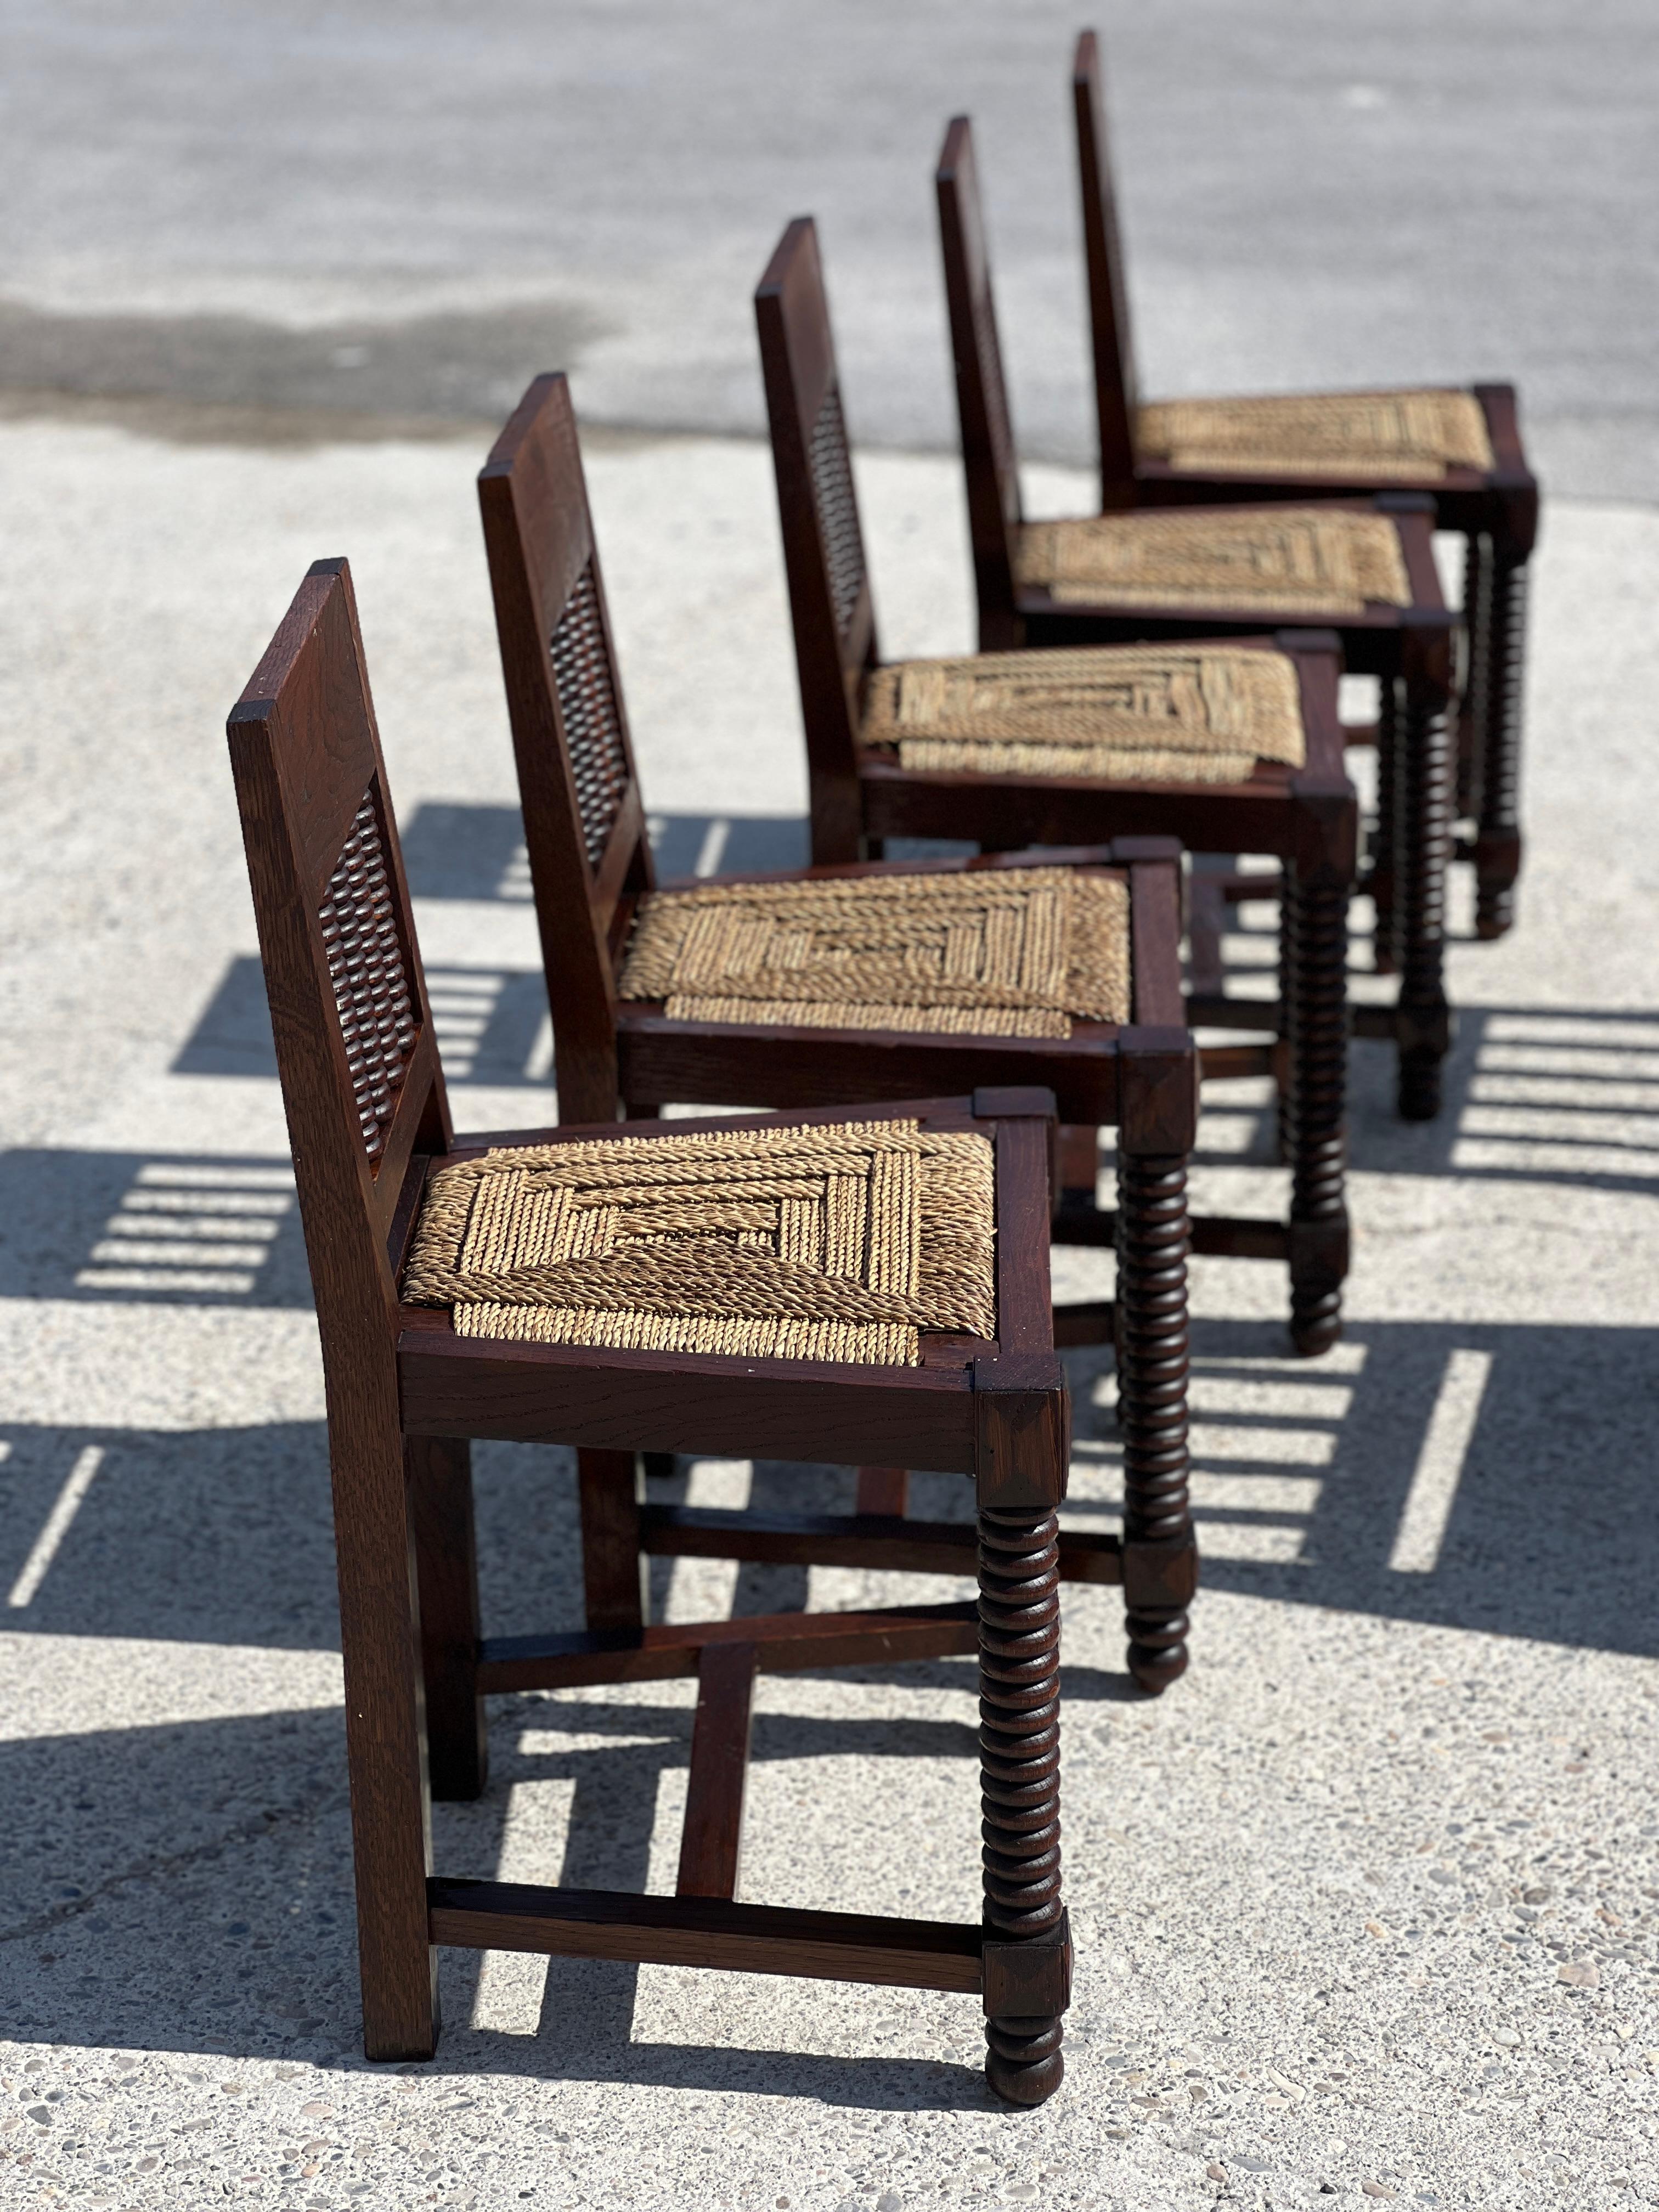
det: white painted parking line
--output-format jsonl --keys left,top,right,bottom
{"left": 7, "top": 1443, "right": 105, "bottom": 1608}
{"left": 1389, "top": 1350, "right": 1493, "bottom": 1574}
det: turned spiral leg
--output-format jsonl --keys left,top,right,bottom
{"left": 1475, "top": 551, "right": 1528, "bottom": 940}
{"left": 1285, "top": 867, "right": 1350, "bottom": 1357}
{"left": 1370, "top": 676, "right": 1400, "bottom": 975}
{"left": 979, "top": 1503, "right": 1064, "bottom": 2104}
{"left": 1281, "top": 867, "right": 1305, "bottom": 1166}
{"left": 1116, "top": 1152, "right": 1193, "bottom": 1690}
{"left": 1393, "top": 672, "right": 1454, "bottom": 1121}
{"left": 1456, "top": 531, "right": 1491, "bottom": 823}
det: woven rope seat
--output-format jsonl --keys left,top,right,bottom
{"left": 1014, "top": 506, "right": 1412, "bottom": 617}
{"left": 1135, "top": 389, "right": 1494, "bottom": 482}
{"left": 402, "top": 1116, "right": 995, "bottom": 1367}
{"left": 617, "top": 865, "right": 1128, "bottom": 1037}
{"left": 859, "top": 644, "right": 1305, "bottom": 785}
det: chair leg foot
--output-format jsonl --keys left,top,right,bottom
{"left": 1475, "top": 891, "right": 1515, "bottom": 941}
{"left": 1127, "top": 1629, "right": 1189, "bottom": 1696}
{"left": 1397, "top": 1047, "right": 1444, "bottom": 1122}
{"left": 985, "top": 2016, "right": 1065, "bottom": 2104}
{"left": 1289, "top": 1288, "right": 1342, "bottom": 1358}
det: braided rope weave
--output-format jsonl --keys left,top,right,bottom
{"left": 1136, "top": 388, "right": 1494, "bottom": 482}
{"left": 1015, "top": 506, "right": 1412, "bottom": 616}
{"left": 617, "top": 867, "right": 1128, "bottom": 1039}
{"left": 861, "top": 644, "right": 1305, "bottom": 785}
{"left": 402, "top": 1116, "right": 995, "bottom": 1366}
{"left": 318, "top": 792, "right": 419, "bottom": 1163}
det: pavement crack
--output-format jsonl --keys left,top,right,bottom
{"left": 1, "top": 1784, "right": 339, "bottom": 1946}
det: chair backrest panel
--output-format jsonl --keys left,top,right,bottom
{"left": 227, "top": 559, "right": 451, "bottom": 1338}
{"left": 479, "top": 374, "right": 656, "bottom": 1122}
{"left": 1074, "top": 30, "right": 1139, "bottom": 501}
{"left": 755, "top": 218, "right": 877, "bottom": 862}
{"left": 935, "top": 118, "right": 1024, "bottom": 646}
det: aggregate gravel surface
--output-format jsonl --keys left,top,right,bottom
{"left": 3, "top": 198, "right": 1659, "bottom": 2212}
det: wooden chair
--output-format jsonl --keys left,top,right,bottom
{"left": 1073, "top": 29, "right": 1537, "bottom": 942}
{"left": 478, "top": 371, "right": 1201, "bottom": 1675}
{"left": 925, "top": 139, "right": 1459, "bottom": 1122}
{"left": 228, "top": 555, "right": 1086, "bottom": 2101}
{"left": 755, "top": 224, "right": 1360, "bottom": 1350}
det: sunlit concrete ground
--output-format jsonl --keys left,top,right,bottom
{"left": 2, "top": 410, "right": 1658, "bottom": 2211}
{"left": 3, "top": 2, "right": 1659, "bottom": 2207}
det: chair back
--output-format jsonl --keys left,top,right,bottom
{"left": 478, "top": 373, "right": 655, "bottom": 1122}
{"left": 227, "top": 558, "right": 452, "bottom": 1372}
{"left": 755, "top": 217, "right": 877, "bottom": 863}
{"left": 1074, "top": 30, "right": 1139, "bottom": 503}
{"left": 935, "top": 117, "right": 1026, "bottom": 650}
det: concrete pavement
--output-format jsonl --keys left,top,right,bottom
{"left": 3, "top": 5, "right": 1659, "bottom": 2207}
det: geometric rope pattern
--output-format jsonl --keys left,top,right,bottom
{"left": 401, "top": 1116, "right": 996, "bottom": 1366}
{"left": 860, "top": 644, "right": 1305, "bottom": 785}
{"left": 318, "top": 788, "right": 419, "bottom": 1163}
{"left": 1014, "top": 506, "right": 1413, "bottom": 617}
{"left": 1135, "top": 388, "right": 1495, "bottom": 483}
{"left": 618, "top": 866, "right": 1131, "bottom": 1037}
{"left": 550, "top": 558, "right": 631, "bottom": 869}
{"left": 809, "top": 384, "right": 868, "bottom": 637}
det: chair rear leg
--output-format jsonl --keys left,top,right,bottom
{"left": 1055, "top": 1122, "right": 1099, "bottom": 1197}
{"left": 1115, "top": 1149, "right": 1194, "bottom": 1690}
{"left": 577, "top": 1449, "right": 648, "bottom": 1629}
{"left": 978, "top": 1500, "right": 1066, "bottom": 2106}
{"left": 332, "top": 1422, "right": 440, "bottom": 2060}
{"left": 1475, "top": 550, "right": 1528, "bottom": 940}
{"left": 409, "top": 1435, "right": 488, "bottom": 1801}
{"left": 1393, "top": 665, "right": 1454, "bottom": 1121}
{"left": 1284, "top": 868, "right": 1350, "bottom": 1356}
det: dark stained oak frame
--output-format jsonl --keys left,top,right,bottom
{"left": 1071, "top": 29, "right": 1537, "bottom": 943}
{"left": 227, "top": 557, "right": 1087, "bottom": 2102}
{"left": 926, "top": 138, "right": 1460, "bottom": 1122}
{"left": 478, "top": 367, "right": 1201, "bottom": 1658}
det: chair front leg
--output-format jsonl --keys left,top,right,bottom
{"left": 1370, "top": 676, "right": 1399, "bottom": 975}
{"left": 978, "top": 1500, "right": 1066, "bottom": 2106}
{"left": 1276, "top": 881, "right": 1299, "bottom": 1167}
{"left": 1115, "top": 1148, "right": 1195, "bottom": 1690}
{"left": 1475, "top": 549, "right": 1528, "bottom": 940}
{"left": 1284, "top": 867, "right": 1350, "bottom": 1356}
{"left": 1456, "top": 530, "right": 1491, "bottom": 822}
{"left": 1392, "top": 658, "right": 1454, "bottom": 1121}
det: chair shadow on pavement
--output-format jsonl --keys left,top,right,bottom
{"left": 4, "top": 1295, "right": 1659, "bottom": 2094}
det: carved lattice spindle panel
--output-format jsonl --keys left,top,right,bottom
{"left": 317, "top": 788, "right": 419, "bottom": 1163}
{"left": 808, "top": 385, "right": 868, "bottom": 637}
{"left": 549, "top": 560, "right": 631, "bottom": 870}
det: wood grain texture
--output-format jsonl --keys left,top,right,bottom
{"left": 427, "top": 1881, "right": 985, "bottom": 1992}
{"left": 408, "top": 1435, "right": 487, "bottom": 1803}
{"left": 676, "top": 1642, "right": 758, "bottom": 1899}
{"left": 475, "top": 1603, "right": 980, "bottom": 1692}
